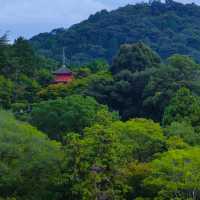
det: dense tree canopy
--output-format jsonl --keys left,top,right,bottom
{"left": 0, "top": 110, "right": 63, "bottom": 200}
{"left": 0, "top": 76, "right": 14, "bottom": 108}
{"left": 0, "top": 36, "right": 58, "bottom": 109}
{"left": 29, "top": 95, "right": 118, "bottom": 140}
{"left": 143, "top": 55, "right": 200, "bottom": 121}
{"left": 165, "top": 121, "right": 200, "bottom": 146}
{"left": 89, "top": 48, "right": 200, "bottom": 121}
{"left": 144, "top": 148, "right": 200, "bottom": 199}
{"left": 111, "top": 42, "right": 161, "bottom": 74}
{"left": 60, "top": 118, "right": 165, "bottom": 200}
{"left": 163, "top": 87, "right": 200, "bottom": 127}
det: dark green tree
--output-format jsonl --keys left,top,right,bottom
{"left": 143, "top": 55, "right": 200, "bottom": 121}
{"left": 0, "top": 76, "right": 14, "bottom": 108}
{"left": 111, "top": 42, "right": 161, "bottom": 74}
{"left": 88, "top": 68, "right": 155, "bottom": 120}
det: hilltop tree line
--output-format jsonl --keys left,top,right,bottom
{"left": 2, "top": 33, "right": 200, "bottom": 199}
{"left": 31, "top": 0, "right": 200, "bottom": 65}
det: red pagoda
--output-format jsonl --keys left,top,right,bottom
{"left": 53, "top": 48, "right": 74, "bottom": 84}
{"left": 53, "top": 66, "right": 74, "bottom": 84}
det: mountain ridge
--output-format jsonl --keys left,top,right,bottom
{"left": 30, "top": 0, "right": 200, "bottom": 65}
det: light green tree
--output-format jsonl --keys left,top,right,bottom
{"left": 144, "top": 148, "right": 200, "bottom": 199}
{"left": 163, "top": 87, "right": 200, "bottom": 127}
{"left": 0, "top": 110, "right": 63, "bottom": 200}
{"left": 60, "top": 118, "right": 165, "bottom": 200}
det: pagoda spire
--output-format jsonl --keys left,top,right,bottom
{"left": 62, "top": 47, "right": 66, "bottom": 68}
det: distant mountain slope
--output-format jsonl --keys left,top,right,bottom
{"left": 30, "top": 0, "right": 200, "bottom": 65}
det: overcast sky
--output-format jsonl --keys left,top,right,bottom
{"left": 1, "top": 0, "right": 200, "bottom": 41}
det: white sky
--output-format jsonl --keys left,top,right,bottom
{"left": 0, "top": 0, "right": 199, "bottom": 41}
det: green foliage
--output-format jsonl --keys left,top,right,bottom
{"left": 121, "top": 162, "right": 152, "bottom": 199}
{"left": 88, "top": 68, "right": 155, "bottom": 119}
{"left": 11, "top": 102, "right": 30, "bottom": 121}
{"left": 144, "top": 148, "right": 200, "bottom": 199}
{"left": 163, "top": 87, "right": 200, "bottom": 127}
{"left": 166, "top": 136, "right": 189, "bottom": 150}
{"left": 36, "top": 68, "right": 53, "bottom": 86}
{"left": 29, "top": 95, "right": 118, "bottom": 140}
{"left": 12, "top": 37, "right": 37, "bottom": 76}
{"left": 111, "top": 43, "right": 161, "bottom": 74}
{"left": 110, "top": 119, "right": 165, "bottom": 162}
{"left": 88, "top": 46, "right": 200, "bottom": 122}
{"left": 14, "top": 74, "right": 41, "bottom": 103}
{"left": 0, "top": 110, "right": 63, "bottom": 200}
{"left": 74, "top": 67, "right": 92, "bottom": 78}
{"left": 10, "top": 37, "right": 58, "bottom": 78}
{"left": 61, "top": 118, "right": 164, "bottom": 199}
{"left": 143, "top": 55, "right": 200, "bottom": 121}
{"left": 85, "top": 59, "right": 109, "bottom": 73}
{"left": 0, "top": 76, "right": 14, "bottom": 108}
{"left": 64, "top": 125, "right": 126, "bottom": 200}
{"left": 30, "top": 1, "right": 200, "bottom": 64}
{"left": 0, "top": 36, "right": 58, "bottom": 108}
{"left": 165, "top": 121, "right": 200, "bottom": 146}
{"left": 37, "top": 83, "right": 72, "bottom": 100}
{"left": 38, "top": 71, "right": 113, "bottom": 101}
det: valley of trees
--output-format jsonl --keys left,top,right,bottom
{"left": 31, "top": 0, "right": 200, "bottom": 65}
{"left": 1, "top": 27, "right": 200, "bottom": 199}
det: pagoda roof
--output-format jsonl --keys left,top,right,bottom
{"left": 53, "top": 66, "right": 72, "bottom": 75}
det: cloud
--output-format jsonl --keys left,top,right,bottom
{"left": 0, "top": 0, "right": 111, "bottom": 40}
{"left": 4, "top": 0, "right": 110, "bottom": 23}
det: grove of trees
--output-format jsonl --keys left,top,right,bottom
{"left": 1, "top": 31, "right": 200, "bottom": 199}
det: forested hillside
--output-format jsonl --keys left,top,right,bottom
{"left": 2, "top": 29, "right": 200, "bottom": 198}
{"left": 31, "top": 0, "right": 200, "bottom": 65}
